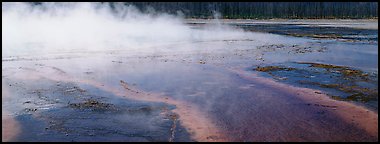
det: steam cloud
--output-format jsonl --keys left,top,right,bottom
{"left": 2, "top": 2, "right": 255, "bottom": 57}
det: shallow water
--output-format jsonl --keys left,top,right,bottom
{"left": 2, "top": 20, "right": 378, "bottom": 142}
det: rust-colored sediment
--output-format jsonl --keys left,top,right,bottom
{"left": 2, "top": 83, "right": 20, "bottom": 142}
{"left": 231, "top": 68, "right": 378, "bottom": 138}
{"left": 117, "top": 80, "right": 226, "bottom": 141}
{"left": 14, "top": 69, "right": 227, "bottom": 142}
{"left": 4, "top": 65, "right": 377, "bottom": 141}
{"left": 2, "top": 111, "right": 20, "bottom": 142}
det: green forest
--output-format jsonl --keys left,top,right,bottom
{"left": 123, "top": 2, "right": 378, "bottom": 19}
{"left": 31, "top": 2, "right": 378, "bottom": 19}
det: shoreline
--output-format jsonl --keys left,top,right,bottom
{"left": 184, "top": 19, "right": 379, "bottom": 30}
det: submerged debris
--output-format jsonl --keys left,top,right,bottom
{"left": 257, "top": 43, "right": 327, "bottom": 55}
{"left": 65, "top": 86, "right": 86, "bottom": 93}
{"left": 168, "top": 113, "right": 178, "bottom": 142}
{"left": 120, "top": 80, "right": 140, "bottom": 93}
{"left": 23, "top": 101, "right": 32, "bottom": 104}
{"left": 25, "top": 108, "right": 38, "bottom": 112}
{"left": 69, "top": 99, "right": 116, "bottom": 111}
{"left": 111, "top": 60, "right": 123, "bottom": 63}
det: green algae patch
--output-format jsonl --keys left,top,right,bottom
{"left": 297, "top": 62, "right": 373, "bottom": 81}
{"left": 341, "top": 69, "right": 370, "bottom": 80}
{"left": 254, "top": 66, "right": 295, "bottom": 72}
{"left": 253, "top": 62, "right": 378, "bottom": 104}
{"left": 300, "top": 80, "right": 378, "bottom": 102}
{"left": 289, "top": 33, "right": 342, "bottom": 39}
{"left": 297, "top": 62, "right": 347, "bottom": 69}
{"left": 330, "top": 92, "right": 378, "bottom": 103}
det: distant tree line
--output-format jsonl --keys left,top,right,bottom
{"left": 122, "top": 2, "right": 378, "bottom": 19}
{"left": 29, "top": 2, "right": 378, "bottom": 19}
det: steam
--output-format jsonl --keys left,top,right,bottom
{"left": 2, "top": 2, "right": 251, "bottom": 57}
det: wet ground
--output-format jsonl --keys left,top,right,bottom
{"left": 239, "top": 24, "right": 377, "bottom": 43}
{"left": 253, "top": 62, "right": 378, "bottom": 111}
{"left": 2, "top": 19, "right": 378, "bottom": 142}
